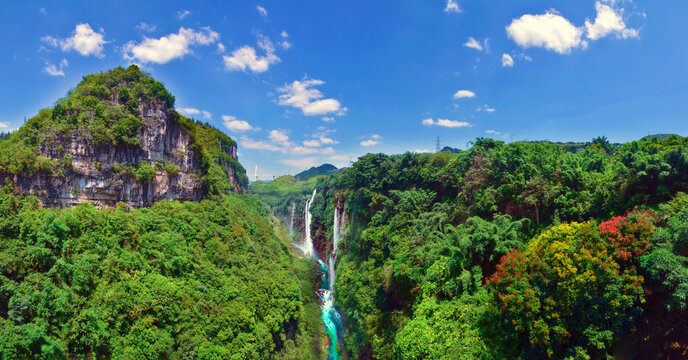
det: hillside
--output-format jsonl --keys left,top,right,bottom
{"left": 295, "top": 164, "right": 338, "bottom": 181}
{"left": 0, "top": 66, "right": 247, "bottom": 208}
{"left": 0, "top": 191, "right": 324, "bottom": 359}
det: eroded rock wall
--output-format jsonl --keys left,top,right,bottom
{"left": 6, "top": 99, "right": 239, "bottom": 208}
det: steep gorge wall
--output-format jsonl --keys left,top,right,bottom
{"left": 4, "top": 99, "right": 240, "bottom": 208}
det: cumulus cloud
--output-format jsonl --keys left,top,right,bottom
{"left": 413, "top": 149, "right": 432, "bottom": 154}
{"left": 42, "top": 23, "right": 106, "bottom": 58}
{"left": 507, "top": 2, "right": 639, "bottom": 55}
{"left": 303, "top": 140, "right": 320, "bottom": 147}
{"left": 177, "top": 10, "right": 191, "bottom": 19}
{"left": 0, "top": 122, "right": 9, "bottom": 128}
{"left": 123, "top": 27, "right": 219, "bottom": 64}
{"left": 135, "top": 22, "right": 156, "bottom": 33}
{"left": 444, "top": 0, "right": 461, "bottom": 13}
{"left": 464, "top": 37, "right": 488, "bottom": 51}
{"left": 502, "top": 53, "right": 514, "bottom": 67}
{"left": 269, "top": 129, "right": 291, "bottom": 146}
{"left": 506, "top": 12, "right": 586, "bottom": 54}
{"left": 360, "top": 134, "right": 381, "bottom": 147}
{"left": 319, "top": 137, "right": 339, "bottom": 145}
{"left": 585, "top": 1, "right": 639, "bottom": 40}
{"left": 453, "top": 90, "right": 476, "bottom": 99}
{"left": 224, "top": 35, "right": 280, "bottom": 73}
{"left": 422, "top": 118, "right": 471, "bottom": 128}
{"left": 201, "top": 110, "right": 212, "bottom": 119}
{"left": 241, "top": 136, "right": 284, "bottom": 152}
{"left": 43, "top": 59, "right": 68, "bottom": 76}
{"left": 277, "top": 78, "right": 346, "bottom": 116}
{"left": 178, "top": 108, "right": 200, "bottom": 115}
{"left": 222, "top": 115, "right": 254, "bottom": 132}
{"left": 257, "top": 6, "right": 268, "bottom": 17}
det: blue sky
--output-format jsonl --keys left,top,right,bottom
{"left": 1, "top": 1, "right": 687, "bottom": 176}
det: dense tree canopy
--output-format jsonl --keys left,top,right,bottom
{"left": 0, "top": 191, "right": 322, "bottom": 359}
{"left": 292, "top": 135, "right": 688, "bottom": 359}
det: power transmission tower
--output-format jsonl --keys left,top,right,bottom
{"left": 435, "top": 136, "right": 441, "bottom": 153}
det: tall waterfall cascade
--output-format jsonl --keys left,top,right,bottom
{"left": 289, "top": 201, "right": 295, "bottom": 237}
{"left": 294, "top": 189, "right": 317, "bottom": 258}
{"left": 293, "top": 189, "right": 345, "bottom": 359}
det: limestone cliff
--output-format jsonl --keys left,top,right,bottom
{"left": 0, "top": 65, "right": 246, "bottom": 208}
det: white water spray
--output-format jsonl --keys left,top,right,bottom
{"left": 328, "top": 201, "right": 344, "bottom": 293}
{"left": 289, "top": 201, "right": 295, "bottom": 237}
{"left": 295, "top": 189, "right": 317, "bottom": 258}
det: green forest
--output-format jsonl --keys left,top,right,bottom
{"left": 254, "top": 136, "right": 688, "bottom": 359}
{"left": 0, "top": 192, "right": 325, "bottom": 359}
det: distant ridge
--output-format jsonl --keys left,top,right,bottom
{"left": 295, "top": 163, "right": 338, "bottom": 181}
{"left": 641, "top": 133, "right": 683, "bottom": 141}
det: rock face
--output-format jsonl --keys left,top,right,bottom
{"left": 6, "top": 99, "right": 240, "bottom": 208}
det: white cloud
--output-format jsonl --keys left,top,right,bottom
{"left": 454, "top": 90, "right": 476, "bottom": 99}
{"left": 464, "top": 37, "right": 488, "bottom": 51}
{"left": 422, "top": 118, "right": 471, "bottom": 128}
{"left": 42, "top": 23, "right": 107, "bottom": 58}
{"left": 241, "top": 136, "right": 285, "bottom": 152}
{"left": 257, "top": 6, "right": 268, "bottom": 17}
{"left": 290, "top": 146, "right": 335, "bottom": 155}
{"left": 319, "top": 137, "right": 339, "bottom": 145}
{"left": 38, "top": 8, "right": 46, "bottom": 15}
{"left": 322, "top": 116, "right": 335, "bottom": 122}
{"left": 269, "top": 129, "right": 291, "bottom": 146}
{"left": 476, "top": 104, "right": 496, "bottom": 112}
{"left": 585, "top": 1, "right": 639, "bottom": 40}
{"left": 486, "top": 130, "right": 501, "bottom": 135}
{"left": 135, "top": 22, "right": 156, "bottom": 33}
{"left": 277, "top": 79, "right": 346, "bottom": 116}
{"left": 280, "top": 41, "right": 292, "bottom": 50}
{"left": 43, "top": 64, "right": 64, "bottom": 76}
{"left": 177, "top": 10, "right": 192, "bottom": 19}
{"left": 360, "top": 134, "right": 381, "bottom": 147}
{"left": 281, "top": 31, "right": 289, "bottom": 38}
{"left": 444, "top": 0, "right": 461, "bottom": 13}
{"left": 502, "top": 53, "right": 514, "bottom": 67}
{"left": 413, "top": 149, "right": 432, "bottom": 154}
{"left": 222, "top": 115, "right": 254, "bottom": 132}
{"left": 506, "top": 12, "right": 586, "bottom": 54}
{"left": 303, "top": 140, "right": 320, "bottom": 147}
{"left": 217, "top": 43, "right": 226, "bottom": 53}
{"left": 43, "top": 59, "right": 68, "bottom": 76}
{"left": 123, "top": 27, "right": 219, "bottom": 64}
{"left": 0, "top": 122, "right": 9, "bottom": 128}
{"left": 202, "top": 110, "right": 212, "bottom": 119}
{"left": 280, "top": 157, "right": 318, "bottom": 169}
{"left": 224, "top": 35, "right": 280, "bottom": 73}
{"left": 178, "top": 108, "right": 200, "bottom": 115}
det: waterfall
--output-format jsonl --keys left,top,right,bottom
{"left": 294, "top": 189, "right": 317, "bottom": 258}
{"left": 329, "top": 201, "right": 344, "bottom": 293}
{"left": 289, "top": 201, "right": 295, "bottom": 237}
{"left": 294, "top": 189, "right": 344, "bottom": 359}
